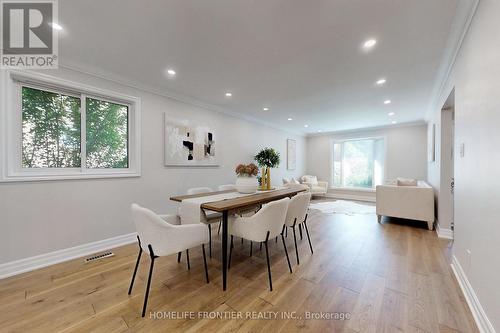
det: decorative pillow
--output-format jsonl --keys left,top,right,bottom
{"left": 302, "top": 175, "right": 318, "bottom": 185}
{"left": 290, "top": 177, "right": 301, "bottom": 185}
{"left": 282, "top": 178, "right": 290, "bottom": 185}
{"left": 397, "top": 177, "right": 418, "bottom": 186}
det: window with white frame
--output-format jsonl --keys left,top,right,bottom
{"left": 1, "top": 71, "right": 141, "bottom": 181}
{"left": 332, "top": 138, "right": 385, "bottom": 189}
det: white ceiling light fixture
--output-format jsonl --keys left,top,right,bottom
{"left": 225, "top": 92, "right": 232, "bottom": 97}
{"left": 376, "top": 78, "right": 386, "bottom": 85}
{"left": 49, "top": 22, "right": 63, "bottom": 31}
{"left": 392, "top": 120, "right": 397, "bottom": 124}
{"left": 166, "top": 69, "right": 176, "bottom": 77}
{"left": 384, "top": 99, "right": 392, "bottom": 105}
{"left": 304, "top": 124, "right": 309, "bottom": 128}
{"left": 388, "top": 112, "right": 395, "bottom": 116}
{"left": 287, "top": 117, "right": 293, "bottom": 121}
{"left": 363, "top": 39, "right": 377, "bottom": 50}
{"left": 317, "top": 130, "right": 322, "bottom": 133}
{"left": 262, "top": 107, "right": 270, "bottom": 111}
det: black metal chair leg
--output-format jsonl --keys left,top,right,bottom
{"left": 281, "top": 232, "right": 293, "bottom": 274}
{"left": 208, "top": 224, "right": 212, "bottom": 258}
{"left": 241, "top": 238, "right": 244, "bottom": 245}
{"left": 177, "top": 251, "right": 182, "bottom": 263}
{"left": 292, "top": 226, "right": 300, "bottom": 265}
{"left": 186, "top": 249, "right": 190, "bottom": 270}
{"left": 264, "top": 231, "right": 272, "bottom": 291}
{"left": 275, "top": 236, "right": 278, "bottom": 243}
{"left": 202, "top": 244, "right": 209, "bottom": 283}
{"left": 249, "top": 241, "right": 253, "bottom": 256}
{"left": 299, "top": 223, "right": 303, "bottom": 240}
{"left": 304, "top": 220, "right": 313, "bottom": 254}
{"left": 286, "top": 227, "right": 288, "bottom": 237}
{"left": 260, "top": 242, "right": 262, "bottom": 251}
{"left": 228, "top": 236, "right": 234, "bottom": 269}
{"left": 142, "top": 245, "right": 157, "bottom": 317}
{"left": 128, "top": 237, "right": 142, "bottom": 295}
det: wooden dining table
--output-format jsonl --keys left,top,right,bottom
{"left": 170, "top": 187, "right": 307, "bottom": 291}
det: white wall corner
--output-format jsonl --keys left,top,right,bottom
{"left": 425, "top": 0, "right": 481, "bottom": 120}
{"left": 436, "top": 220, "right": 454, "bottom": 239}
{"left": 0, "top": 232, "right": 137, "bottom": 279}
{"left": 451, "top": 255, "right": 497, "bottom": 333}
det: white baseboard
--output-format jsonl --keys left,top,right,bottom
{"left": 451, "top": 256, "right": 496, "bottom": 333}
{"left": 0, "top": 232, "right": 137, "bottom": 280}
{"left": 436, "top": 222, "right": 454, "bottom": 239}
{"left": 323, "top": 192, "right": 376, "bottom": 203}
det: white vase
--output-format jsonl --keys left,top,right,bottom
{"left": 235, "top": 175, "right": 258, "bottom": 194}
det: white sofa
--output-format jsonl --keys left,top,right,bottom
{"left": 300, "top": 175, "right": 328, "bottom": 196}
{"left": 376, "top": 180, "right": 435, "bottom": 230}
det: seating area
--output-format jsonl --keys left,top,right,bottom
{"left": 1, "top": 1, "right": 500, "bottom": 332}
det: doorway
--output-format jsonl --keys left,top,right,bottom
{"left": 439, "top": 89, "right": 455, "bottom": 238}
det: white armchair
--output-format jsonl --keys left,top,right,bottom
{"left": 376, "top": 180, "right": 435, "bottom": 230}
{"left": 300, "top": 175, "right": 328, "bottom": 196}
{"left": 228, "top": 198, "right": 293, "bottom": 291}
{"left": 129, "top": 204, "right": 210, "bottom": 317}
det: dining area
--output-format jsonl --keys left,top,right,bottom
{"left": 129, "top": 183, "right": 314, "bottom": 317}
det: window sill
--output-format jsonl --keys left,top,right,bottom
{"left": 0, "top": 171, "right": 141, "bottom": 183}
{"left": 329, "top": 186, "right": 376, "bottom": 193}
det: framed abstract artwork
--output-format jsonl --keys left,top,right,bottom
{"left": 287, "top": 139, "right": 296, "bottom": 170}
{"left": 164, "top": 114, "right": 219, "bottom": 167}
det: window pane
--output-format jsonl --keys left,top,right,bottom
{"left": 333, "top": 143, "right": 342, "bottom": 186}
{"left": 86, "top": 98, "right": 128, "bottom": 168}
{"left": 342, "top": 139, "right": 374, "bottom": 188}
{"left": 22, "top": 86, "right": 81, "bottom": 168}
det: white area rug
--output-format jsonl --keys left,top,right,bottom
{"left": 309, "top": 200, "right": 375, "bottom": 216}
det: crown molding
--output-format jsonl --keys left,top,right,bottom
{"left": 425, "top": 0, "right": 480, "bottom": 119}
{"left": 306, "top": 120, "right": 427, "bottom": 137}
{"left": 58, "top": 61, "right": 305, "bottom": 138}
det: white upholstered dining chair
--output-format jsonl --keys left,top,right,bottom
{"left": 218, "top": 184, "right": 236, "bottom": 191}
{"left": 183, "top": 187, "right": 221, "bottom": 258}
{"left": 128, "top": 204, "right": 210, "bottom": 317}
{"left": 228, "top": 197, "right": 292, "bottom": 291}
{"left": 284, "top": 192, "right": 313, "bottom": 265}
{"left": 187, "top": 187, "right": 214, "bottom": 195}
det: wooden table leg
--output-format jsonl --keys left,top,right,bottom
{"left": 222, "top": 210, "right": 228, "bottom": 291}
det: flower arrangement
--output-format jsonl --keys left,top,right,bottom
{"left": 235, "top": 163, "right": 259, "bottom": 177}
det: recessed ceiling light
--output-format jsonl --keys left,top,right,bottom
{"left": 392, "top": 120, "right": 397, "bottom": 124}
{"left": 287, "top": 118, "right": 293, "bottom": 121}
{"left": 49, "top": 22, "right": 63, "bottom": 31}
{"left": 225, "top": 92, "right": 232, "bottom": 97}
{"left": 363, "top": 39, "right": 377, "bottom": 49}
{"left": 167, "top": 69, "right": 176, "bottom": 76}
{"left": 376, "top": 78, "right": 386, "bottom": 85}
{"left": 262, "top": 107, "right": 270, "bottom": 111}
{"left": 388, "top": 112, "right": 395, "bottom": 116}
{"left": 304, "top": 124, "right": 309, "bottom": 128}
{"left": 384, "top": 99, "right": 392, "bottom": 105}
{"left": 317, "top": 130, "right": 322, "bottom": 133}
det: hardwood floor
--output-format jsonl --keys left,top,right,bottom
{"left": 0, "top": 201, "right": 478, "bottom": 333}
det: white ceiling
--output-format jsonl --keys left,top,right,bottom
{"left": 58, "top": 0, "right": 460, "bottom": 134}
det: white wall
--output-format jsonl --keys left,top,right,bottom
{"left": 0, "top": 67, "right": 306, "bottom": 264}
{"left": 428, "top": 0, "right": 500, "bottom": 329}
{"left": 306, "top": 124, "right": 428, "bottom": 199}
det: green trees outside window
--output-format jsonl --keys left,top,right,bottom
{"left": 21, "top": 86, "right": 129, "bottom": 169}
